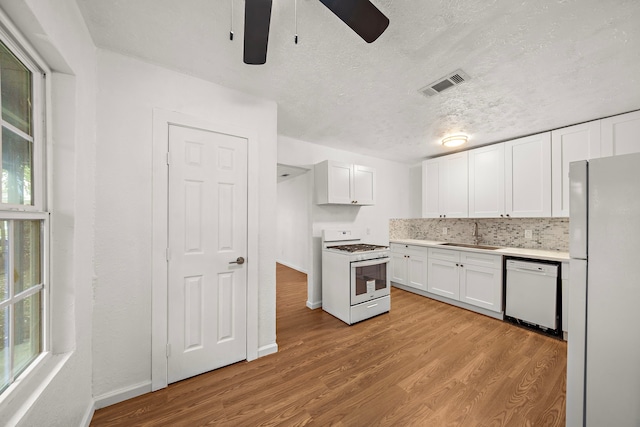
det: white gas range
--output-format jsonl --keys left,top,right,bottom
{"left": 321, "top": 229, "right": 391, "bottom": 325}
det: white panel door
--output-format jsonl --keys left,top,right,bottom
{"left": 551, "top": 121, "right": 601, "bottom": 217}
{"left": 442, "top": 152, "right": 469, "bottom": 218}
{"left": 600, "top": 110, "right": 640, "bottom": 157}
{"left": 390, "top": 249, "right": 408, "bottom": 285}
{"left": 422, "top": 159, "right": 441, "bottom": 218}
{"left": 468, "top": 144, "right": 505, "bottom": 218}
{"left": 327, "top": 161, "right": 353, "bottom": 204}
{"left": 353, "top": 164, "right": 376, "bottom": 205}
{"left": 459, "top": 265, "right": 502, "bottom": 312}
{"left": 505, "top": 132, "right": 552, "bottom": 217}
{"left": 167, "top": 125, "right": 247, "bottom": 384}
{"left": 406, "top": 247, "right": 428, "bottom": 291}
{"left": 427, "top": 259, "right": 460, "bottom": 300}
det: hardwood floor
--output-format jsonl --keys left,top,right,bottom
{"left": 91, "top": 263, "right": 566, "bottom": 426}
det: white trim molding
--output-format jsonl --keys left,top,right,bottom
{"left": 306, "top": 300, "right": 322, "bottom": 310}
{"left": 93, "top": 381, "right": 153, "bottom": 410}
{"left": 257, "top": 343, "right": 279, "bottom": 358}
{"left": 151, "top": 109, "right": 260, "bottom": 391}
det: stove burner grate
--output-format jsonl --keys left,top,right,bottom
{"left": 326, "top": 243, "right": 388, "bottom": 253}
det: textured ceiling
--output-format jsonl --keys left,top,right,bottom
{"left": 76, "top": 0, "right": 640, "bottom": 163}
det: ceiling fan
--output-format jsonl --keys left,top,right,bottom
{"left": 243, "top": 0, "right": 390, "bottom": 65}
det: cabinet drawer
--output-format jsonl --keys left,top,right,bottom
{"left": 460, "top": 252, "right": 502, "bottom": 269}
{"left": 428, "top": 247, "right": 459, "bottom": 262}
{"left": 351, "top": 296, "right": 390, "bottom": 324}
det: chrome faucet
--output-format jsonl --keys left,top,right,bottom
{"left": 472, "top": 222, "right": 479, "bottom": 245}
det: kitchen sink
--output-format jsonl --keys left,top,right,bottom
{"left": 439, "top": 242, "right": 502, "bottom": 250}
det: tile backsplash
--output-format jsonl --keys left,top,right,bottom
{"left": 389, "top": 217, "right": 569, "bottom": 252}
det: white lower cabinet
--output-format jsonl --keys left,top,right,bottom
{"left": 428, "top": 248, "right": 503, "bottom": 313}
{"left": 427, "top": 248, "right": 460, "bottom": 299}
{"left": 390, "top": 243, "right": 428, "bottom": 291}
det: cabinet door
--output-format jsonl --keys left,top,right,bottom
{"left": 600, "top": 110, "right": 640, "bottom": 157}
{"left": 422, "top": 159, "right": 441, "bottom": 218}
{"left": 326, "top": 161, "right": 353, "bottom": 204}
{"left": 442, "top": 152, "right": 469, "bottom": 217}
{"left": 390, "top": 249, "right": 408, "bottom": 285}
{"left": 505, "top": 132, "right": 552, "bottom": 217}
{"left": 406, "top": 247, "right": 428, "bottom": 291}
{"left": 469, "top": 144, "right": 505, "bottom": 218}
{"left": 551, "top": 121, "right": 601, "bottom": 217}
{"left": 427, "top": 258, "right": 460, "bottom": 300}
{"left": 459, "top": 264, "right": 502, "bottom": 312}
{"left": 353, "top": 164, "right": 375, "bottom": 205}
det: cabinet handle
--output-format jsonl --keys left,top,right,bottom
{"left": 460, "top": 264, "right": 464, "bottom": 268}
{"left": 506, "top": 214, "right": 510, "bottom": 217}
{"left": 456, "top": 263, "right": 459, "bottom": 266}
{"left": 500, "top": 214, "right": 504, "bottom": 218}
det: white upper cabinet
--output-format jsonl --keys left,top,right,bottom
{"left": 422, "top": 158, "right": 441, "bottom": 218}
{"left": 315, "top": 160, "right": 376, "bottom": 205}
{"left": 468, "top": 144, "right": 505, "bottom": 218}
{"left": 600, "top": 110, "right": 640, "bottom": 157}
{"left": 422, "top": 152, "right": 468, "bottom": 218}
{"left": 352, "top": 164, "right": 376, "bottom": 205}
{"left": 551, "top": 121, "right": 601, "bottom": 217}
{"left": 505, "top": 132, "right": 552, "bottom": 217}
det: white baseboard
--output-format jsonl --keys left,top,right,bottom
{"left": 257, "top": 343, "right": 278, "bottom": 358}
{"left": 94, "top": 381, "right": 152, "bottom": 410}
{"left": 80, "top": 402, "right": 95, "bottom": 427}
{"left": 306, "top": 300, "right": 322, "bottom": 310}
{"left": 275, "top": 259, "right": 308, "bottom": 274}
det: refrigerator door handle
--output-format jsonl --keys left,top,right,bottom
{"left": 569, "top": 161, "right": 588, "bottom": 259}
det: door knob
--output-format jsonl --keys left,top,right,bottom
{"left": 229, "top": 256, "right": 245, "bottom": 265}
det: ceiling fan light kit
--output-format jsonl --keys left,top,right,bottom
{"left": 242, "top": 0, "right": 389, "bottom": 65}
{"left": 441, "top": 135, "right": 468, "bottom": 148}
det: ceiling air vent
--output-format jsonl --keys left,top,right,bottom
{"left": 419, "top": 69, "right": 471, "bottom": 97}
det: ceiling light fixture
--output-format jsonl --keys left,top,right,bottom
{"left": 441, "top": 135, "right": 468, "bottom": 148}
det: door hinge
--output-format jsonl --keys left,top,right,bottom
{"left": 166, "top": 248, "right": 171, "bottom": 262}
{"left": 166, "top": 343, "right": 171, "bottom": 357}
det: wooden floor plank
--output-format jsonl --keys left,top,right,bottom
{"left": 91, "top": 263, "right": 566, "bottom": 426}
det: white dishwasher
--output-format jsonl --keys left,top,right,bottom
{"left": 505, "top": 259, "right": 560, "bottom": 334}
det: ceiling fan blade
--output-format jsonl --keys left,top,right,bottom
{"left": 318, "top": 0, "right": 389, "bottom": 43}
{"left": 244, "top": 0, "right": 273, "bottom": 64}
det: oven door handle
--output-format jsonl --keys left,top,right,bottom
{"left": 351, "top": 257, "right": 390, "bottom": 268}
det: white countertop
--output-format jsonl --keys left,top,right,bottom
{"left": 390, "top": 239, "right": 570, "bottom": 262}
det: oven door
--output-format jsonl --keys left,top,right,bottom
{"left": 350, "top": 257, "right": 390, "bottom": 305}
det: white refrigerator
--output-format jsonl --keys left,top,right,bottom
{"left": 567, "top": 152, "right": 640, "bottom": 426}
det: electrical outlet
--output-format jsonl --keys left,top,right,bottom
{"left": 442, "top": 227, "right": 448, "bottom": 235}
{"left": 525, "top": 229, "right": 533, "bottom": 239}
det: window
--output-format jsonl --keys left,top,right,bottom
{"left": 0, "top": 34, "right": 47, "bottom": 395}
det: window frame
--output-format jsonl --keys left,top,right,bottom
{"left": 0, "top": 14, "right": 50, "bottom": 398}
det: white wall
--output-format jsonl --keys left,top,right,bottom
{"left": 277, "top": 136, "right": 413, "bottom": 308}
{"left": 92, "top": 50, "right": 277, "bottom": 401}
{"left": 277, "top": 173, "right": 310, "bottom": 272}
{"left": 0, "top": 0, "right": 97, "bottom": 425}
